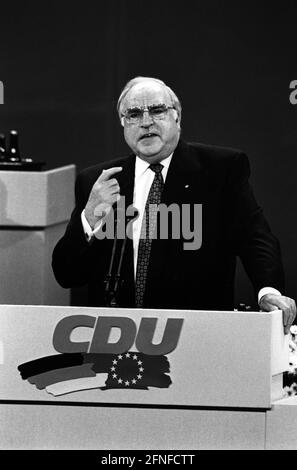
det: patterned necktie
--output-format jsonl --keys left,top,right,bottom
{"left": 135, "top": 163, "right": 164, "bottom": 307}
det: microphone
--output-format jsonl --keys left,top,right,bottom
{"left": 104, "top": 207, "right": 139, "bottom": 307}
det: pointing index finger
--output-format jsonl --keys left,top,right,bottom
{"left": 98, "top": 166, "right": 123, "bottom": 182}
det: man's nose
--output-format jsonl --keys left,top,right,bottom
{"left": 140, "top": 110, "right": 154, "bottom": 127}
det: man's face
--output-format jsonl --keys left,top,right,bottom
{"left": 120, "top": 81, "right": 181, "bottom": 163}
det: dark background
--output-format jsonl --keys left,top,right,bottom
{"left": 0, "top": 1, "right": 296, "bottom": 308}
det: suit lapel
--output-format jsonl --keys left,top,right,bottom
{"left": 161, "top": 139, "right": 208, "bottom": 205}
{"left": 116, "top": 139, "right": 208, "bottom": 206}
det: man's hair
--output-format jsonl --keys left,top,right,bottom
{"left": 117, "top": 76, "right": 182, "bottom": 121}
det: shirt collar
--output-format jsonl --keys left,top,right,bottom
{"left": 135, "top": 153, "right": 173, "bottom": 178}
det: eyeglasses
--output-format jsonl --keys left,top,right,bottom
{"left": 121, "top": 104, "right": 175, "bottom": 124}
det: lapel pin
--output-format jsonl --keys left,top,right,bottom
{"left": 185, "top": 184, "right": 189, "bottom": 189}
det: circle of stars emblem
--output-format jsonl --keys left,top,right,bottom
{"left": 110, "top": 353, "right": 144, "bottom": 387}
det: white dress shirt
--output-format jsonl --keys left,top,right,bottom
{"left": 81, "top": 154, "right": 280, "bottom": 304}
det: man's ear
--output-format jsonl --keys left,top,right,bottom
{"left": 172, "top": 109, "right": 179, "bottom": 123}
{"left": 120, "top": 117, "right": 125, "bottom": 127}
{"left": 173, "top": 109, "right": 180, "bottom": 127}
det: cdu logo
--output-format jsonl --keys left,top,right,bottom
{"left": 0, "top": 81, "right": 3, "bottom": 104}
{"left": 17, "top": 314, "right": 184, "bottom": 396}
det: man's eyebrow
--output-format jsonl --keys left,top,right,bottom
{"left": 126, "top": 106, "right": 143, "bottom": 110}
{"left": 148, "top": 103, "right": 167, "bottom": 107}
{"left": 126, "top": 103, "right": 167, "bottom": 110}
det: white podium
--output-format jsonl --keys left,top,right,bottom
{"left": 0, "top": 305, "right": 292, "bottom": 449}
{"left": 0, "top": 166, "right": 75, "bottom": 305}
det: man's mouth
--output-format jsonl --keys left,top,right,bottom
{"left": 139, "top": 133, "right": 158, "bottom": 141}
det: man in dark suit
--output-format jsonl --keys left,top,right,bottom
{"left": 52, "top": 76, "right": 296, "bottom": 333}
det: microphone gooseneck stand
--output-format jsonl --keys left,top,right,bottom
{"left": 104, "top": 209, "right": 138, "bottom": 307}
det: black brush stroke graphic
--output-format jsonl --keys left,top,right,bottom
{"left": 18, "top": 352, "right": 172, "bottom": 391}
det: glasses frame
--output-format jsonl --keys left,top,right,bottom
{"left": 121, "top": 103, "right": 176, "bottom": 124}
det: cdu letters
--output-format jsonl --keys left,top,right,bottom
{"left": 53, "top": 315, "right": 184, "bottom": 356}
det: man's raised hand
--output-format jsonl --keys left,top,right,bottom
{"left": 84, "top": 167, "right": 122, "bottom": 229}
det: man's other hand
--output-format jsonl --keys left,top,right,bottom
{"left": 259, "top": 293, "right": 296, "bottom": 335}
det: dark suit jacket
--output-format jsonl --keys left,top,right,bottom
{"left": 52, "top": 139, "right": 285, "bottom": 310}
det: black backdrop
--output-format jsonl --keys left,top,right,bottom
{"left": 0, "top": 1, "right": 296, "bottom": 308}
